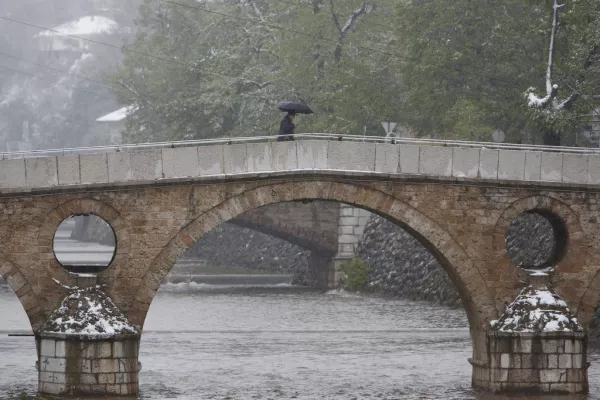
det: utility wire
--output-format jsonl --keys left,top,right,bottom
{"left": 0, "top": 51, "right": 115, "bottom": 89}
{"left": 2, "top": 1, "right": 561, "bottom": 92}
{"left": 163, "top": 0, "right": 524, "bottom": 88}
{"left": 564, "top": 82, "right": 600, "bottom": 118}
{"left": 1, "top": 9, "right": 529, "bottom": 89}
{"left": 0, "top": 7, "right": 575, "bottom": 101}
{"left": 0, "top": 63, "right": 105, "bottom": 97}
{"left": 0, "top": 15, "right": 239, "bottom": 82}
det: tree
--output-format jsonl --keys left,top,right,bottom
{"left": 112, "top": 0, "right": 401, "bottom": 142}
{"left": 392, "top": 0, "right": 600, "bottom": 145}
{"left": 392, "top": 0, "right": 550, "bottom": 143}
{"left": 525, "top": 0, "right": 600, "bottom": 145}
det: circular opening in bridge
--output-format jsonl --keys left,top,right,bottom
{"left": 53, "top": 214, "right": 116, "bottom": 274}
{"left": 505, "top": 210, "right": 567, "bottom": 269}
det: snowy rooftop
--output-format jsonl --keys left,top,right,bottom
{"left": 96, "top": 106, "right": 135, "bottom": 123}
{"left": 490, "top": 285, "right": 583, "bottom": 333}
{"left": 37, "top": 16, "right": 118, "bottom": 37}
{"left": 42, "top": 286, "right": 138, "bottom": 335}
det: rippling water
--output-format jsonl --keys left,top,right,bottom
{"left": 0, "top": 283, "right": 599, "bottom": 399}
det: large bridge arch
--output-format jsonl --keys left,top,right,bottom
{"left": 129, "top": 180, "right": 497, "bottom": 336}
{"left": 229, "top": 200, "right": 341, "bottom": 255}
{"left": 0, "top": 251, "right": 45, "bottom": 329}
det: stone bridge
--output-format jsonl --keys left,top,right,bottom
{"left": 230, "top": 201, "right": 370, "bottom": 287}
{"left": 1, "top": 135, "right": 600, "bottom": 395}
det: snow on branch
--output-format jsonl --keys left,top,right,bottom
{"left": 329, "top": 0, "right": 372, "bottom": 40}
{"left": 526, "top": 0, "right": 568, "bottom": 110}
{"left": 241, "top": 0, "right": 273, "bottom": 33}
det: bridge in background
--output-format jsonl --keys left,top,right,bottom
{"left": 1, "top": 134, "right": 599, "bottom": 396}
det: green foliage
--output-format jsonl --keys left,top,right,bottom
{"left": 113, "top": 0, "right": 600, "bottom": 145}
{"left": 113, "top": 0, "right": 400, "bottom": 142}
{"left": 340, "top": 258, "right": 370, "bottom": 292}
{"left": 523, "top": 0, "right": 600, "bottom": 143}
{"left": 392, "top": 0, "right": 547, "bottom": 142}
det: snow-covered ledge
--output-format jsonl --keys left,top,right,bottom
{"left": 36, "top": 286, "right": 140, "bottom": 397}
{"left": 477, "top": 279, "right": 588, "bottom": 394}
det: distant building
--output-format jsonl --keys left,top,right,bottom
{"left": 35, "top": 16, "right": 118, "bottom": 53}
{"left": 93, "top": 106, "right": 135, "bottom": 145}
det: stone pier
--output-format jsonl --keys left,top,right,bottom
{"left": 473, "top": 282, "right": 588, "bottom": 394}
{"left": 482, "top": 331, "right": 588, "bottom": 393}
{"left": 36, "top": 285, "right": 140, "bottom": 397}
{"left": 37, "top": 333, "right": 140, "bottom": 396}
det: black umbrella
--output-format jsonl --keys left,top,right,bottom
{"left": 278, "top": 102, "right": 314, "bottom": 114}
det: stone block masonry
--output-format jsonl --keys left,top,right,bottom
{"left": 3, "top": 138, "right": 600, "bottom": 395}
{"left": 479, "top": 332, "right": 588, "bottom": 393}
{"left": 337, "top": 204, "right": 371, "bottom": 258}
{"left": 37, "top": 333, "right": 140, "bottom": 396}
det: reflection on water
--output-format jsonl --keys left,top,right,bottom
{"left": 0, "top": 284, "right": 599, "bottom": 399}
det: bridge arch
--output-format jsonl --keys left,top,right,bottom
{"left": 130, "top": 180, "right": 497, "bottom": 334}
{"left": 0, "top": 251, "right": 45, "bottom": 329}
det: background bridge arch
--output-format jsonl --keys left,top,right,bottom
{"left": 130, "top": 180, "right": 497, "bottom": 333}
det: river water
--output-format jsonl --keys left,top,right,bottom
{"left": 1, "top": 283, "right": 599, "bottom": 400}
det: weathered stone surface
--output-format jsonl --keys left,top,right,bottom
{"left": 5, "top": 142, "right": 598, "bottom": 192}
{"left": 452, "top": 147, "right": 480, "bottom": 178}
{"left": 247, "top": 143, "right": 273, "bottom": 172}
{"left": 271, "top": 141, "right": 298, "bottom": 171}
{"left": 328, "top": 141, "right": 375, "bottom": 171}
{"left": 399, "top": 144, "right": 419, "bottom": 174}
{"left": 194, "top": 145, "right": 222, "bottom": 175}
{"left": 223, "top": 144, "right": 247, "bottom": 174}
{"left": 562, "top": 154, "right": 587, "bottom": 184}
{"left": 375, "top": 143, "right": 399, "bottom": 174}
{"left": 487, "top": 332, "right": 587, "bottom": 394}
{"left": 162, "top": 147, "right": 199, "bottom": 178}
{"left": 419, "top": 146, "right": 452, "bottom": 177}
{"left": 26, "top": 157, "right": 58, "bottom": 187}
{"left": 57, "top": 155, "right": 81, "bottom": 185}
{"left": 297, "top": 140, "right": 328, "bottom": 169}
{"left": 498, "top": 150, "right": 525, "bottom": 180}
{"left": 108, "top": 152, "right": 132, "bottom": 182}
{"left": 356, "top": 215, "right": 461, "bottom": 307}
{"left": 479, "top": 149, "right": 499, "bottom": 179}
{"left": 38, "top": 335, "right": 140, "bottom": 397}
{"left": 130, "top": 150, "right": 163, "bottom": 180}
{"left": 541, "top": 152, "right": 563, "bottom": 182}
{"left": 588, "top": 155, "right": 600, "bottom": 184}
{"left": 80, "top": 154, "right": 109, "bottom": 184}
{"left": 525, "top": 151, "right": 542, "bottom": 181}
{"left": 0, "top": 142, "right": 598, "bottom": 395}
{"left": 0, "top": 159, "right": 26, "bottom": 188}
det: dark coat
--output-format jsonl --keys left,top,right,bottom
{"left": 277, "top": 115, "right": 295, "bottom": 141}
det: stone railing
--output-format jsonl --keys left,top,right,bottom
{"left": 1, "top": 134, "right": 598, "bottom": 193}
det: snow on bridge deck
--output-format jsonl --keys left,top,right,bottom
{"left": 0, "top": 134, "right": 598, "bottom": 194}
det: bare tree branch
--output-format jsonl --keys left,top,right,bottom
{"left": 329, "top": 0, "right": 343, "bottom": 35}
{"left": 555, "top": 92, "right": 578, "bottom": 111}
{"left": 526, "top": 0, "right": 565, "bottom": 109}
{"left": 329, "top": 0, "right": 370, "bottom": 40}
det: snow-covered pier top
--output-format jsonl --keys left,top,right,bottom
{"left": 1, "top": 134, "right": 599, "bottom": 193}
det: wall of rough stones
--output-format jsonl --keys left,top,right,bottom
{"left": 357, "top": 215, "right": 462, "bottom": 306}
{"left": 182, "top": 223, "right": 310, "bottom": 277}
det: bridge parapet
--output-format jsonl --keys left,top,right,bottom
{"left": 1, "top": 135, "right": 599, "bottom": 193}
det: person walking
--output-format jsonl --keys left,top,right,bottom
{"left": 277, "top": 111, "right": 296, "bottom": 141}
